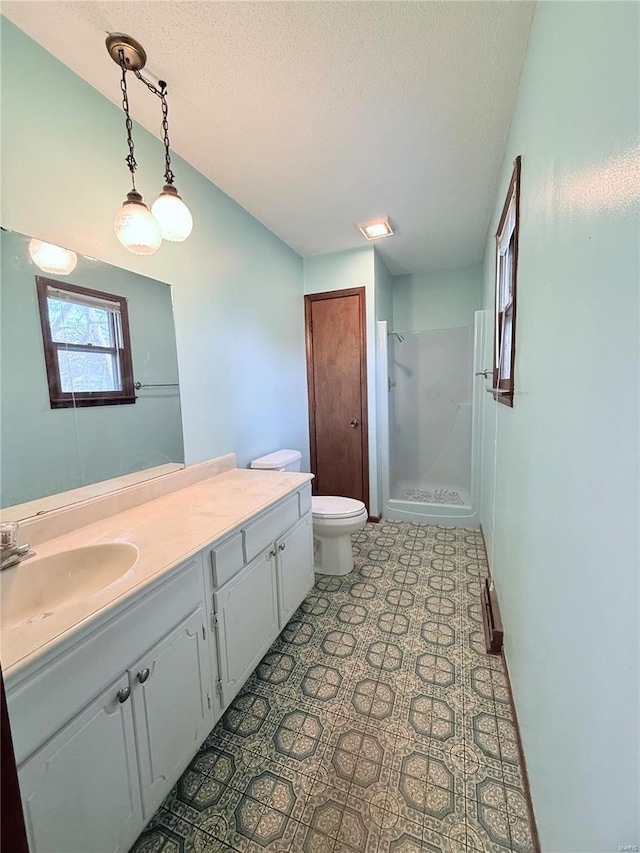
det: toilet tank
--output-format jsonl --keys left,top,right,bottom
{"left": 250, "top": 449, "right": 302, "bottom": 472}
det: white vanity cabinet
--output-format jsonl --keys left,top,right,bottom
{"left": 7, "top": 478, "right": 314, "bottom": 853}
{"left": 128, "top": 606, "right": 213, "bottom": 819}
{"left": 208, "top": 487, "right": 314, "bottom": 708}
{"left": 11, "top": 557, "right": 216, "bottom": 853}
{"left": 18, "top": 674, "right": 141, "bottom": 853}
{"left": 275, "top": 514, "right": 314, "bottom": 625}
{"left": 213, "top": 548, "right": 279, "bottom": 706}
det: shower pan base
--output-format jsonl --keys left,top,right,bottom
{"left": 394, "top": 481, "right": 470, "bottom": 507}
{"left": 386, "top": 480, "right": 477, "bottom": 526}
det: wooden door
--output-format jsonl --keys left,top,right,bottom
{"left": 275, "top": 514, "right": 314, "bottom": 627}
{"left": 305, "top": 288, "right": 369, "bottom": 505}
{"left": 19, "top": 674, "right": 141, "bottom": 853}
{"left": 129, "top": 607, "right": 214, "bottom": 820}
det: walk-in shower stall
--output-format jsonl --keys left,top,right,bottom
{"left": 378, "top": 313, "right": 490, "bottom": 525}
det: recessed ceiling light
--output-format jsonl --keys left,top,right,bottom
{"left": 357, "top": 216, "right": 394, "bottom": 240}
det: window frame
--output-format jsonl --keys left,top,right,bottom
{"left": 35, "top": 276, "right": 135, "bottom": 409}
{"left": 492, "top": 155, "right": 521, "bottom": 407}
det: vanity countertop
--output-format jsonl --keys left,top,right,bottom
{"left": 0, "top": 468, "right": 313, "bottom": 681}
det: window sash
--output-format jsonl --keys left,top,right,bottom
{"left": 46, "top": 285, "right": 123, "bottom": 314}
{"left": 57, "top": 347, "right": 122, "bottom": 394}
{"left": 46, "top": 291, "right": 123, "bottom": 351}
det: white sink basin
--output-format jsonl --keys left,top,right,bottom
{"left": 0, "top": 543, "right": 139, "bottom": 630}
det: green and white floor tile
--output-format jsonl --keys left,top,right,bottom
{"left": 132, "top": 522, "right": 535, "bottom": 853}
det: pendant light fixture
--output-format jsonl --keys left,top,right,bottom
{"left": 106, "top": 33, "right": 193, "bottom": 254}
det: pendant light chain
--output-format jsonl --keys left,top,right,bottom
{"left": 133, "top": 71, "right": 175, "bottom": 186}
{"left": 108, "top": 33, "right": 193, "bottom": 252}
{"left": 118, "top": 50, "right": 138, "bottom": 189}
{"left": 160, "top": 88, "right": 175, "bottom": 186}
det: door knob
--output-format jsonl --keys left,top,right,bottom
{"left": 116, "top": 686, "right": 130, "bottom": 703}
{"left": 350, "top": 419, "right": 359, "bottom": 428}
{"left": 137, "top": 668, "right": 150, "bottom": 684}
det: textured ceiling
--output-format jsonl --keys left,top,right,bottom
{"left": 2, "top": 1, "right": 534, "bottom": 274}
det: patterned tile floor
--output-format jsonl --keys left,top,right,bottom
{"left": 132, "top": 522, "right": 534, "bottom": 853}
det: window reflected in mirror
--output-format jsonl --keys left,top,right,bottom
{"left": 36, "top": 278, "right": 135, "bottom": 408}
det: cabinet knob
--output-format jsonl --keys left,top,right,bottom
{"left": 350, "top": 419, "right": 359, "bottom": 428}
{"left": 278, "top": 542, "right": 286, "bottom": 551}
{"left": 269, "top": 548, "right": 277, "bottom": 558}
{"left": 137, "top": 667, "right": 150, "bottom": 684}
{"left": 117, "top": 686, "right": 131, "bottom": 703}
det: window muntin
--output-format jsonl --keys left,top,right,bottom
{"left": 36, "top": 277, "right": 135, "bottom": 408}
{"left": 493, "top": 156, "right": 521, "bottom": 407}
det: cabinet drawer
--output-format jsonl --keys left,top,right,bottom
{"left": 209, "top": 532, "right": 244, "bottom": 588}
{"left": 8, "top": 556, "right": 203, "bottom": 765}
{"left": 243, "top": 494, "right": 298, "bottom": 563}
{"left": 298, "top": 484, "right": 312, "bottom": 517}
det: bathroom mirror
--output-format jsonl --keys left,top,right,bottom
{"left": 0, "top": 227, "right": 185, "bottom": 519}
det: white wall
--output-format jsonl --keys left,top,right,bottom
{"left": 1, "top": 18, "right": 310, "bottom": 481}
{"left": 393, "top": 264, "right": 481, "bottom": 332}
{"left": 478, "top": 3, "right": 640, "bottom": 850}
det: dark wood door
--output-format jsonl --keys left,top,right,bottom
{"left": 305, "top": 288, "right": 369, "bottom": 506}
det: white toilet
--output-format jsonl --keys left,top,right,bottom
{"left": 250, "top": 449, "right": 368, "bottom": 576}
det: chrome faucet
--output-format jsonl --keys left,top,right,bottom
{"left": 1, "top": 523, "right": 35, "bottom": 571}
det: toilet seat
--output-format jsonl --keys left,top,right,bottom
{"left": 312, "top": 496, "right": 367, "bottom": 520}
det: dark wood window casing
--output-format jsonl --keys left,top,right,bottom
{"left": 36, "top": 277, "right": 135, "bottom": 409}
{"left": 493, "top": 155, "right": 521, "bottom": 407}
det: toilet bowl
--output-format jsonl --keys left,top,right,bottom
{"left": 249, "top": 449, "right": 368, "bottom": 576}
{"left": 311, "top": 496, "right": 368, "bottom": 576}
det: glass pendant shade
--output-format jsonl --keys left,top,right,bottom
{"left": 28, "top": 239, "right": 78, "bottom": 275}
{"left": 114, "top": 190, "right": 162, "bottom": 255}
{"left": 151, "top": 185, "right": 193, "bottom": 242}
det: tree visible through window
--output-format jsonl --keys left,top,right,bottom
{"left": 36, "top": 277, "right": 135, "bottom": 408}
{"left": 493, "top": 156, "right": 521, "bottom": 407}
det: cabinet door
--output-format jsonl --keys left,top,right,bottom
{"left": 214, "top": 549, "right": 278, "bottom": 707}
{"left": 130, "top": 607, "right": 214, "bottom": 819}
{"left": 19, "top": 674, "right": 141, "bottom": 853}
{"left": 276, "top": 513, "right": 315, "bottom": 627}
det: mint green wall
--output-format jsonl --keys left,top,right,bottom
{"left": 479, "top": 3, "right": 639, "bottom": 850}
{"left": 374, "top": 249, "right": 394, "bottom": 327}
{"left": 393, "top": 264, "right": 481, "bottom": 332}
{"left": 303, "top": 248, "right": 382, "bottom": 514}
{"left": 1, "top": 228, "right": 183, "bottom": 507}
{"left": 1, "top": 18, "right": 309, "bottom": 477}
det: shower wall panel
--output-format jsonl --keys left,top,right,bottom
{"left": 389, "top": 326, "right": 474, "bottom": 502}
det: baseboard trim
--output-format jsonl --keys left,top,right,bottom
{"left": 481, "top": 578, "right": 503, "bottom": 655}
{"left": 479, "top": 522, "right": 489, "bottom": 565}
{"left": 368, "top": 514, "right": 381, "bottom": 523}
{"left": 501, "top": 653, "right": 542, "bottom": 853}
{"left": 478, "top": 523, "right": 541, "bottom": 853}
